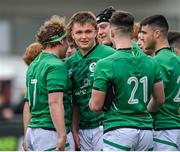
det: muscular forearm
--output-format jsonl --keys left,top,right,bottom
{"left": 23, "top": 102, "right": 31, "bottom": 135}
{"left": 72, "top": 103, "right": 80, "bottom": 149}
{"left": 148, "top": 81, "right": 164, "bottom": 112}
{"left": 147, "top": 98, "right": 162, "bottom": 112}
{"left": 72, "top": 103, "right": 79, "bottom": 135}
{"left": 50, "top": 102, "right": 66, "bottom": 138}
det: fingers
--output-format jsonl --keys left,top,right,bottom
{"left": 22, "top": 142, "right": 28, "bottom": 151}
{"left": 74, "top": 137, "right": 80, "bottom": 150}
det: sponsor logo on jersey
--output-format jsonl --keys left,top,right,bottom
{"left": 89, "top": 62, "right": 96, "bottom": 72}
{"left": 75, "top": 89, "right": 87, "bottom": 96}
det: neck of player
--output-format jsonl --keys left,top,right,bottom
{"left": 114, "top": 36, "right": 132, "bottom": 50}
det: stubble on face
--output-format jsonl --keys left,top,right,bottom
{"left": 141, "top": 25, "right": 156, "bottom": 51}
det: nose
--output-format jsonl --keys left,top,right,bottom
{"left": 98, "top": 28, "right": 104, "bottom": 36}
{"left": 82, "top": 32, "right": 87, "bottom": 38}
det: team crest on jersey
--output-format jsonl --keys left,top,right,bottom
{"left": 89, "top": 62, "right": 96, "bottom": 72}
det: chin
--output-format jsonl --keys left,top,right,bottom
{"left": 80, "top": 45, "right": 90, "bottom": 50}
{"left": 102, "top": 39, "right": 110, "bottom": 44}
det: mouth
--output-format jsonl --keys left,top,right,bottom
{"left": 80, "top": 41, "right": 89, "bottom": 45}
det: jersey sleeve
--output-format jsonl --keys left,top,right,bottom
{"left": 46, "top": 62, "right": 68, "bottom": 93}
{"left": 93, "top": 59, "right": 112, "bottom": 92}
{"left": 153, "top": 60, "right": 162, "bottom": 83}
{"left": 24, "top": 88, "right": 29, "bottom": 102}
{"left": 155, "top": 58, "right": 172, "bottom": 88}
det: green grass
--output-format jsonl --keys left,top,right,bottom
{"left": 0, "top": 136, "right": 17, "bottom": 151}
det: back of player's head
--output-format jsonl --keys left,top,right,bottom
{"left": 168, "top": 31, "right": 180, "bottom": 49}
{"left": 36, "top": 15, "right": 66, "bottom": 48}
{"left": 96, "top": 6, "right": 116, "bottom": 24}
{"left": 23, "top": 42, "right": 43, "bottom": 66}
{"left": 110, "top": 10, "right": 134, "bottom": 34}
{"left": 140, "top": 15, "right": 169, "bottom": 36}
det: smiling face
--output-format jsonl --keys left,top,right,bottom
{"left": 97, "top": 22, "right": 111, "bottom": 45}
{"left": 71, "top": 22, "right": 97, "bottom": 53}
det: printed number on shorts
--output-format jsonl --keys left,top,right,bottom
{"left": 127, "top": 76, "right": 148, "bottom": 104}
{"left": 173, "top": 76, "right": 180, "bottom": 102}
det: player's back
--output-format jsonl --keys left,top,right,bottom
{"left": 26, "top": 52, "right": 67, "bottom": 129}
{"left": 96, "top": 48, "right": 161, "bottom": 132}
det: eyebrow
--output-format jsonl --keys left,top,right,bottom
{"left": 140, "top": 30, "right": 146, "bottom": 34}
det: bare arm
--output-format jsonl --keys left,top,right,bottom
{"left": 23, "top": 101, "right": 31, "bottom": 151}
{"left": 49, "top": 92, "right": 66, "bottom": 151}
{"left": 147, "top": 81, "right": 165, "bottom": 112}
{"left": 72, "top": 98, "right": 80, "bottom": 150}
{"left": 89, "top": 89, "right": 106, "bottom": 113}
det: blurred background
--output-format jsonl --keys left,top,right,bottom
{"left": 0, "top": 0, "right": 180, "bottom": 150}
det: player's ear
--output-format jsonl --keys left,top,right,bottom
{"left": 59, "top": 37, "right": 67, "bottom": 45}
{"left": 154, "top": 29, "right": 161, "bottom": 39}
{"left": 110, "top": 28, "right": 115, "bottom": 38}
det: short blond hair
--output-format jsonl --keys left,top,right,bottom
{"left": 132, "top": 22, "right": 140, "bottom": 41}
{"left": 23, "top": 42, "right": 42, "bottom": 65}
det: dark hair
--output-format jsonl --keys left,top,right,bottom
{"left": 168, "top": 31, "right": 180, "bottom": 48}
{"left": 96, "top": 6, "right": 116, "bottom": 24}
{"left": 110, "top": 10, "right": 134, "bottom": 34}
{"left": 140, "top": 15, "right": 169, "bottom": 36}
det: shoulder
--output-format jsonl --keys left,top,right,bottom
{"left": 65, "top": 51, "right": 79, "bottom": 65}
{"left": 155, "top": 49, "right": 179, "bottom": 65}
{"left": 44, "top": 56, "right": 67, "bottom": 73}
{"left": 96, "top": 44, "right": 116, "bottom": 53}
{"left": 96, "top": 53, "right": 115, "bottom": 67}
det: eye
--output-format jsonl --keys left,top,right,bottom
{"left": 101, "top": 24, "right": 108, "bottom": 29}
{"left": 85, "top": 30, "right": 94, "bottom": 34}
{"left": 75, "top": 31, "right": 82, "bottom": 35}
{"left": 85, "top": 30, "right": 95, "bottom": 34}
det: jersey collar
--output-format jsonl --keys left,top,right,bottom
{"left": 155, "top": 47, "right": 171, "bottom": 55}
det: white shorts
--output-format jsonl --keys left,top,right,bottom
{"left": 103, "top": 128, "right": 153, "bottom": 151}
{"left": 66, "top": 131, "right": 75, "bottom": 151}
{"left": 79, "top": 126, "right": 103, "bottom": 151}
{"left": 153, "top": 129, "right": 180, "bottom": 151}
{"left": 26, "top": 128, "right": 58, "bottom": 151}
{"left": 26, "top": 128, "right": 73, "bottom": 151}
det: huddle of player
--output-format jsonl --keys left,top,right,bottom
{"left": 22, "top": 6, "right": 180, "bottom": 151}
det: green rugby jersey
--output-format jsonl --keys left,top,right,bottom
{"left": 66, "top": 44, "right": 116, "bottom": 129}
{"left": 93, "top": 48, "right": 162, "bottom": 133}
{"left": 63, "top": 70, "right": 73, "bottom": 133}
{"left": 153, "top": 48, "right": 180, "bottom": 130}
{"left": 131, "top": 40, "right": 146, "bottom": 56}
{"left": 26, "top": 51, "right": 68, "bottom": 129}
